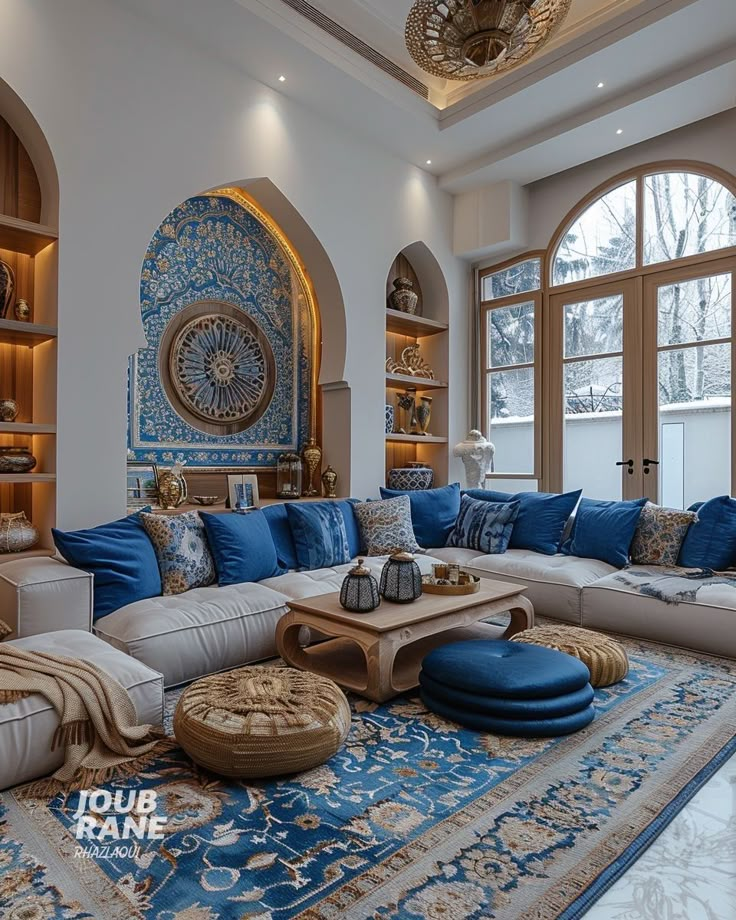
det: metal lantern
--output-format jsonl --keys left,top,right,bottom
{"left": 379, "top": 552, "right": 423, "bottom": 604}
{"left": 339, "top": 559, "right": 381, "bottom": 613}
{"left": 276, "top": 452, "right": 303, "bottom": 499}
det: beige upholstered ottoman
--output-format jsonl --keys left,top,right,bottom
{"left": 511, "top": 624, "right": 629, "bottom": 687}
{"left": 174, "top": 666, "right": 351, "bottom": 778}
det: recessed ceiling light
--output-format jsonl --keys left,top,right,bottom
{"left": 616, "top": 128, "right": 623, "bottom": 135}
{"left": 597, "top": 81, "right": 605, "bottom": 88}
{"left": 426, "top": 159, "right": 432, "bottom": 165}
{"left": 278, "top": 75, "right": 286, "bottom": 82}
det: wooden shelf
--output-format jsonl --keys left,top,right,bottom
{"left": 0, "top": 473, "right": 56, "bottom": 483}
{"left": 0, "top": 422, "right": 56, "bottom": 434}
{"left": 385, "top": 373, "right": 448, "bottom": 392}
{"left": 386, "top": 309, "right": 448, "bottom": 338}
{"left": 0, "top": 318, "right": 57, "bottom": 346}
{"left": 0, "top": 547, "right": 55, "bottom": 562}
{"left": 0, "top": 214, "right": 58, "bottom": 255}
{"left": 385, "top": 433, "right": 448, "bottom": 444}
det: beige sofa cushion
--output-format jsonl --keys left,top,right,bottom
{"left": 259, "top": 554, "right": 440, "bottom": 600}
{"left": 582, "top": 567, "right": 736, "bottom": 658}
{"left": 0, "top": 630, "right": 164, "bottom": 790}
{"left": 94, "top": 583, "right": 290, "bottom": 688}
{"left": 432, "top": 547, "right": 616, "bottom": 624}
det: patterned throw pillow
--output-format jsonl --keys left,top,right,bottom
{"left": 286, "top": 501, "right": 351, "bottom": 570}
{"left": 353, "top": 496, "right": 422, "bottom": 556}
{"left": 631, "top": 502, "right": 697, "bottom": 566}
{"left": 140, "top": 511, "right": 216, "bottom": 596}
{"left": 446, "top": 496, "right": 520, "bottom": 554}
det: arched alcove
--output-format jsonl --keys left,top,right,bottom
{"left": 0, "top": 78, "right": 59, "bottom": 563}
{"left": 384, "top": 241, "right": 450, "bottom": 486}
{"left": 128, "top": 180, "right": 351, "bottom": 500}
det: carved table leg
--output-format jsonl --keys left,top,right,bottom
{"left": 502, "top": 596, "right": 535, "bottom": 638}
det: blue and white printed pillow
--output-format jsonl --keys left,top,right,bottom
{"left": 446, "top": 495, "right": 520, "bottom": 554}
{"left": 140, "top": 511, "right": 216, "bottom": 596}
{"left": 286, "top": 501, "right": 351, "bottom": 570}
{"left": 353, "top": 495, "right": 422, "bottom": 556}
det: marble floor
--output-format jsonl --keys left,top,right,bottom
{"left": 584, "top": 747, "right": 736, "bottom": 920}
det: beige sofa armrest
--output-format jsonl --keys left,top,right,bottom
{"left": 0, "top": 558, "right": 93, "bottom": 639}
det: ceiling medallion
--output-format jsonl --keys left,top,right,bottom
{"left": 160, "top": 301, "right": 276, "bottom": 436}
{"left": 405, "top": 0, "right": 572, "bottom": 82}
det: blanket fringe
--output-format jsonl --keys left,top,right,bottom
{"left": 51, "top": 719, "right": 92, "bottom": 751}
{"left": 0, "top": 689, "right": 31, "bottom": 704}
{"left": 23, "top": 735, "right": 180, "bottom": 799}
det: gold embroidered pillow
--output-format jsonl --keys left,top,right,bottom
{"left": 630, "top": 503, "right": 697, "bottom": 566}
{"left": 140, "top": 511, "right": 216, "bottom": 595}
{"left": 353, "top": 496, "right": 421, "bottom": 556}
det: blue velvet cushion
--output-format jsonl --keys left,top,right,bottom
{"left": 678, "top": 495, "right": 736, "bottom": 569}
{"left": 569, "top": 497, "right": 647, "bottom": 567}
{"left": 421, "top": 640, "right": 590, "bottom": 699}
{"left": 446, "top": 495, "right": 519, "bottom": 554}
{"left": 286, "top": 501, "right": 354, "bottom": 570}
{"left": 419, "top": 689, "right": 595, "bottom": 737}
{"left": 261, "top": 503, "right": 299, "bottom": 570}
{"left": 419, "top": 672, "right": 594, "bottom": 718}
{"left": 52, "top": 509, "right": 161, "bottom": 622}
{"left": 464, "top": 488, "right": 581, "bottom": 555}
{"left": 379, "top": 483, "right": 461, "bottom": 548}
{"left": 201, "top": 511, "right": 283, "bottom": 586}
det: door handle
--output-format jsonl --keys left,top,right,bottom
{"left": 643, "top": 458, "right": 659, "bottom": 475}
{"left": 616, "top": 459, "right": 634, "bottom": 475}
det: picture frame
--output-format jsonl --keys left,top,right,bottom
{"left": 126, "top": 462, "right": 160, "bottom": 512}
{"left": 227, "top": 474, "right": 260, "bottom": 511}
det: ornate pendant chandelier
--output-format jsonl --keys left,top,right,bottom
{"left": 406, "top": 0, "right": 572, "bottom": 82}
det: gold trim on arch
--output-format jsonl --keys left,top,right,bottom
{"left": 211, "top": 186, "right": 321, "bottom": 441}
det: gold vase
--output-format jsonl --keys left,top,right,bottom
{"left": 302, "top": 438, "right": 322, "bottom": 497}
{"left": 321, "top": 465, "right": 338, "bottom": 498}
{"left": 158, "top": 469, "right": 188, "bottom": 509}
{"left": 415, "top": 396, "right": 432, "bottom": 435}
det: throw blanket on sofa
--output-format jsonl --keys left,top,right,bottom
{"left": 613, "top": 567, "right": 736, "bottom": 605}
{"left": 0, "top": 645, "right": 170, "bottom": 791}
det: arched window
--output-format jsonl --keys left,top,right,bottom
{"left": 479, "top": 162, "right": 736, "bottom": 505}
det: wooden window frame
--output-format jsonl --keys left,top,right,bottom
{"left": 476, "top": 160, "right": 736, "bottom": 495}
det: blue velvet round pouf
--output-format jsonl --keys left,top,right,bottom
{"left": 420, "top": 689, "right": 595, "bottom": 737}
{"left": 421, "top": 640, "right": 590, "bottom": 699}
{"left": 418, "top": 672, "right": 594, "bottom": 719}
{"left": 419, "top": 639, "right": 596, "bottom": 737}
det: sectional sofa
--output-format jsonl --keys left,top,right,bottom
{"left": 2, "top": 511, "right": 735, "bottom": 693}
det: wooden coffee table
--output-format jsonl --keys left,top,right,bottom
{"left": 275, "top": 581, "right": 534, "bottom": 703}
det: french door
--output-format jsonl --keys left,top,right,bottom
{"left": 548, "top": 278, "right": 643, "bottom": 500}
{"left": 642, "top": 257, "right": 735, "bottom": 507}
{"left": 548, "top": 257, "right": 736, "bottom": 507}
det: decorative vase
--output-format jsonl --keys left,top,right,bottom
{"left": 388, "top": 277, "right": 419, "bottom": 315}
{"left": 0, "top": 399, "right": 19, "bottom": 422}
{"left": 157, "top": 462, "right": 188, "bottom": 509}
{"left": 321, "top": 465, "right": 338, "bottom": 498}
{"left": 387, "top": 467, "right": 434, "bottom": 491}
{"left": 0, "top": 512, "right": 39, "bottom": 554}
{"left": 0, "top": 447, "right": 37, "bottom": 474}
{"left": 0, "top": 260, "right": 14, "bottom": 320}
{"left": 415, "top": 395, "right": 432, "bottom": 435}
{"left": 453, "top": 430, "right": 495, "bottom": 490}
{"left": 301, "top": 438, "right": 322, "bottom": 497}
{"left": 340, "top": 559, "right": 380, "bottom": 613}
{"left": 385, "top": 404, "right": 394, "bottom": 434}
{"left": 379, "top": 552, "right": 423, "bottom": 603}
{"left": 396, "top": 389, "right": 418, "bottom": 434}
{"left": 14, "top": 298, "right": 30, "bottom": 322}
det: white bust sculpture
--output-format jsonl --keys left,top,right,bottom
{"left": 453, "top": 430, "right": 495, "bottom": 490}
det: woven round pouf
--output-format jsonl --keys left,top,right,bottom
{"left": 174, "top": 667, "right": 351, "bottom": 778}
{"left": 511, "top": 625, "right": 629, "bottom": 688}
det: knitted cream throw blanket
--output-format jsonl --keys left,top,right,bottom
{"left": 0, "top": 643, "right": 171, "bottom": 792}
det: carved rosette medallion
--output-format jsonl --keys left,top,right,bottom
{"left": 161, "top": 301, "right": 276, "bottom": 436}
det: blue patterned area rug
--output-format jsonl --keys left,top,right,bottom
{"left": 2, "top": 635, "right": 736, "bottom": 920}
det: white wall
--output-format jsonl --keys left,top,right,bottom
{"left": 0, "top": 0, "right": 469, "bottom": 529}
